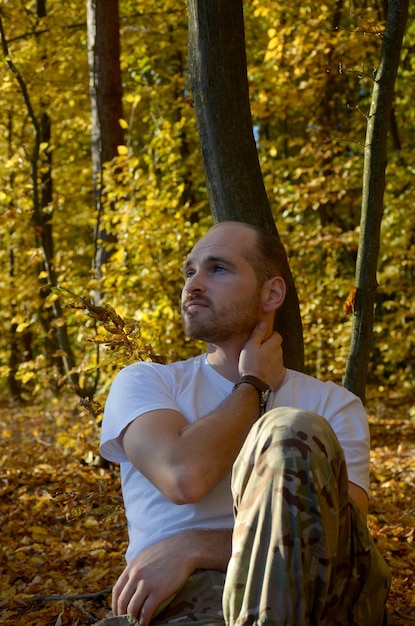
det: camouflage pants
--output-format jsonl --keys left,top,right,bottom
{"left": 95, "top": 408, "right": 391, "bottom": 626}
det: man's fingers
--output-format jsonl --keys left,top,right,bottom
{"left": 113, "top": 576, "right": 144, "bottom": 617}
{"left": 112, "top": 574, "right": 166, "bottom": 624}
{"left": 269, "top": 331, "right": 283, "bottom": 347}
{"left": 135, "top": 594, "right": 160, "bottom": 626}
{"left": 249, "top": 324, "right": 283, "bottom": 347}
{"left": 112, "top": 575, "right": 125, "bottom": 614}
{"left": 249, "top": 321, "right": 267, "bottom": 343}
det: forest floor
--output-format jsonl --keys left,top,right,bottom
{"left": 0, "top": 389, "right": 414, "bottom": 625}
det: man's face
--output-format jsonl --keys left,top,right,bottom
{"left": 180, "top": 224, "right": 263, "bottom": 344}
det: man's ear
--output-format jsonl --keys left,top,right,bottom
{"left": 262, "top": 276, "right": 286, "bottom": 313}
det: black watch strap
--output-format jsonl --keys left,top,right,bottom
{"left": 233, "top": 375, "right": 271, "bottom": 413}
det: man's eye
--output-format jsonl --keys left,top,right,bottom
{"left": 213, "top": 265, "right": 226, "bottom": 273}
{"left": 184, "top": 270, "right": 195, "bottom": 279}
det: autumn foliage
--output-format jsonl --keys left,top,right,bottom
{"left": 0, "top": 1, "right": 413, "bottom": 400}
{"left": 1, "top": 393, "right": 414, "bottom": 624}
{"left": 0, "top": 1, "right": 414, "bottom": 623}
{"left": 1, "top": 397, "right": 126, "bottom": 624}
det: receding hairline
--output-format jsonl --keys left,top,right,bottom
{"left": 206, "top": 221, "right": 288, "bottom": 284}
{"left": 207, "top": 221, "right": 275, "bottom": 251}
{"left": 196, "top": 220, "right": 289, "bottom": 285}
{"left": 208, "top": 221, "right": 260, "bottom": 235}
{"left": 208, "top": 221, "right": 279, "bottom": 242}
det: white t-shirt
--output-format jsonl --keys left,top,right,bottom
{"left": 100, "top": 355, "right": 370, "bottom": 562}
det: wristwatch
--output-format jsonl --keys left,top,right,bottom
{"left": 233, "top": 375, "right": 271, "bottom": 414}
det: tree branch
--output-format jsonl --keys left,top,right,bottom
{"left": 33, "top": 588, "right": 112, "bottom": 602}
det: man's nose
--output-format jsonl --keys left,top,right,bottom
{"left": 185, "top": 271, "right": 206, "bottom": 293}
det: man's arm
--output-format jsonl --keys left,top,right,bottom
{"left": 112, "top": 529, "right": 231, "bottom": 624}
{"left": 348, "top": 481, "right": 369, "bottom": 518}
{"left": 123, "top": 387, "right": 261, "bottom": 504}
{"left": 122, "top": 323, "right": 284, "bottom": 504}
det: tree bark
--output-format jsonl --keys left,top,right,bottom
{"left": 86, "top": 0, "right": 123, "bottom": 278}
{"left": 187, "top": 0, "right": 304, "bottom": 371}
{"left": 344, "top": 0, "right": 409, "bottom": 401}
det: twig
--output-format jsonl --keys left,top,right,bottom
{"left": 394, "top": 610, "right": 415, "bottom": 622}
{"left": 33, "top": 588, "right": 112, "bottom": 602}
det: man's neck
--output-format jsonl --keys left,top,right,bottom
{"left": 206, "top": 342, "right": 244, "bottom": 382}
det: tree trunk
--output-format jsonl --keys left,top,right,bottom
{"left": 187, "top": 0, "right": 304, "bottom": 371}
{"left": 343, "top": 0, "right": 409, "bottom": 401}
{"left": 86, "top": 0, "right": 123, "bottom": 279}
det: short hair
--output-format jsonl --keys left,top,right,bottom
{"left": 241, "top": 224, "right": 289, "bottom": 286}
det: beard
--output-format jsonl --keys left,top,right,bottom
{"left": 181, "top": 289, "right": 262, "bottom": 344}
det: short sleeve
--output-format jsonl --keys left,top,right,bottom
{"left": 99, "top": 362, "right": 179, "bottom": 462}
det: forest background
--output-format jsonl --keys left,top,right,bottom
{"left": 0, "top": 0, "right": 414, "bottom": 624}
{"left": 0, "top": 0, "right": 414, "bottom": 399}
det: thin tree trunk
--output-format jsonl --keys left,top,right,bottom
{"left": 86, "top": 0, "right": 123, "bottom": 279}
{"left": 344, "top": 0, "right": 409, "bottom": 401}
{"left": 5, "top": 109, "right": 22, "bottom": 401}
{"left": 187, "top": 0, "right": 304, "bottom": 371}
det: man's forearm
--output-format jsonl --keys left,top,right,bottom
{"left": 123, "top": 385, "right": 262, "bottom": 505}
{"left": 185, "top": 528, "right": 232, "bottom": 572}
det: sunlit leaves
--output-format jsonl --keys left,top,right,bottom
{"left": 0, "top": 0, "right": 413, "bottom": 397}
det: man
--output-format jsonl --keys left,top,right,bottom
{"left": 99, "top": 222, "right": 390, "bottom": 626}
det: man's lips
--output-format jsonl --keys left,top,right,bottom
{"left": 183, "top": 299, "right": 209, "bottom": 312}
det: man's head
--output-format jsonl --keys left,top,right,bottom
{"left": 209, "top": 221, "right": 289, "bottom": 287}
{"left": 180, "top": 221, "right": 287, "bottom": 345}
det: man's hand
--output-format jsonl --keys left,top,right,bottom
{"left": 112, "top": 534, "right": 194, "bottom": 624}
{"left": 112, "top": 529, "right": 231, "bottom": 625}
{"left": 238, "top": 322, "right": 285, "bottom": 391}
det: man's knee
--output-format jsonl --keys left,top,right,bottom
{"left": 247, "top": 406, "right": 342, "bottom": 462}
{"left": 262, "top": 406, "right": 332, "bottom": 436}
{"left": 232, "top": 406, "right": 347, "bottom": 505}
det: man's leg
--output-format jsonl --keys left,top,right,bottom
{"left": 152, "top": 570, "right": 225, "bottom": 625}
{"left": 222, "top": 408, "right": 391, "bottom": 626}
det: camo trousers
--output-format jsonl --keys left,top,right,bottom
{"left": 96, "top": 408, "right": 391, "bottom": 626}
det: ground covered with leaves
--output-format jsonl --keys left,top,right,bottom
{"left": 1, "top": 391, "right": 414, "bottom": 625}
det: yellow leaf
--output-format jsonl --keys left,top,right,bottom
{"left": 16, "top": 370, "right": 36, "bottom": 384}
{"left": 117, "top": 145, "right": 128, "bottom": 156}
{"left": 16, "top": 321, "right": 31, "bottom": 333}
{"left": 125, "top": 93, "right": 141, "bottom": 105}
{"left": 119, "top": 118, "right": 129, "bottom": 129}
{"left": 268, "top": 37, "right": 279, "bottom": 51}
{"left": 371, "top": 471, "right": 388, "bottom": 483}
{"left": 264, "top": 50, "right": 275, "bottom": 64}
{"left": 28, "top": 525, "right": 48, "bottom": 536}
{"left": 46, "top": 293, "right": 59, "bottom": 304}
